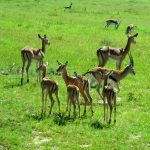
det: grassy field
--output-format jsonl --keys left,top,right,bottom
{"left": 0, "top": 0, "right": 150, "bottom": 149}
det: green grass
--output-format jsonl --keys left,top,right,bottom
{"left": 0, "top": 0, "right": 150, "bottom": 149}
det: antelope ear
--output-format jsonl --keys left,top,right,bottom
{"left": 65, "top": 61, "right": 68, "bottom": 65}
{"left": 133, "top": 33, "right": 138, "bottom": 37}
{"left": 44, "top": 34, "right": 47, "bottom": 38}
{"left": 56, "top": 60, "right": 61, "bottom": 65}
{"left": 38, "top": 34, "right": 42, "bottom": 39}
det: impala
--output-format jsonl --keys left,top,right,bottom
{"left": 83, "top": 53, "right": 135, "bottom": 98}
{"left": 36, "top": 64, "right": 60, "bottom": 115}
{"left": 102, "top": 71, "right": 117, "bottom": 125}
{"left": 105, "top": 19, "right": 121, "bottom": 29}
{"left": 21, "top": 34, "right": 50, "bottom": 85}
{"left": 97, "top": 33, "right": 138, "bottom": 70}
{"left": 126, "top": 24, "right": 137, "bottom": 34}
{"left": 56, "top": 61, "right": 93, "bottom": 115}
{"left": 67, "top": 84, "right": 80, "bottom": 118}
{"left": 64, "top": 2, "right": 72, "bottom": 11}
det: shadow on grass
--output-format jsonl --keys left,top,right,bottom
{"left": 53, "top": 113, "right": 77, "bottom": 126}
{"left": 3, "top": 83, "right": 22, "bottom": 89}
{"left": 90, "top": 120, "right": 104, "bottom": 129}
{"left": 25, "top": 112, "right": 47, "bottom": 121}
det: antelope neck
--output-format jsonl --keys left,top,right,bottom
{"left": 61, "top": 68, "right": 70, "bottom": 85}
{"left": 123, "top": 38, "right": 132, "bottom": 56}
{"left": 42, "top": 42, "right": 46, "bottom": 53}
{"left": 119, "top": 67, "right": 130, "bottom": 80}
{"left": 42, "top": 68, "right": 46, "bottom": 78}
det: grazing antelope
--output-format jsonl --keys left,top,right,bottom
{"left": 97, "top": 33, "right": 138, "bottom": 70}
{"left": 102, "top": 72, "right": 117, "bottom": 125}
{"left": 126, "top": 24, "right": 137, "bottom": 34}
{"left": 36, "top": 64, "right": 60, "bottom": 115}
{"left": 56, "top": 61, "right": 93, "bottom": 115}
{"left": 83, "top": 53, "right": 135, "bottom": 98}
{"left": 67, "top": 84, "right": 80, "bottom": 118}
{"left": 105, "top": 19, "right": 121, "bottom": 29}
{"left": 21, "top": 34, "right": 50, "bottom": 85}
{"left": 64, "top": 2, "right": 72, "bottom": 11}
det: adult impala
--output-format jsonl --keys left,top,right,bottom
{"left": 83, "top": 53, "right": 135, "bottom": 98}
{"left": 97, "top": 33, "right": 138, "bottom": 70}
{"left": 21, "top": 34, "right": 50, "bottom": 85}
{"left": 56, "top": 61, "right": 93, "bottom": 115}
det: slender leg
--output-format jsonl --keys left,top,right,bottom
{"left": 66, "top": 93, "right": 69, "bottom": 112}
{"left": 41, "top": 90, "right": 44, "bottom": 114}
{"left": 77, "top": 93, "right": 80, "bottom": 117}
{"left": 103, "top": 96, "right": 106, "bottom": 121}
{"left": 114, "top": 94, "right": 116, "bottom": 124}
{"left": 73, "top": 96, "right": 76, "bottom": 117}
{"left": 80, "top": 92, "right": 88, "bottom": 115}
{"left": 96, "top": 81, "right": 103, "bottom": 99}
{"left": 44, "top": 92, "right": 47, "bottom": 114}
{"left": 109, "top": 102, "right": 113, "bottom": 125}
{"left": 21, "top": 60, "right": 26, "bottom": 85}
{"left": 85, "top": 87, "right": 93, "bottom": 115}
{"left": 55, "top": 91, "right": 61, "bottom": 114}
{"left": 106, "top": 100, "right": 108, "bottom": 125}
{"left": 49, "top": 94, "right": 54, "bottom": 116}
{"left": 116, "top": 60, "right": 122, "bottom": 70}
{"left": 68, "top": 96, "right": 71, "bottom": 117}
{"left": 26, "top": 60, "right": 31, "bottom": 83}
{"left": 36, "top": 62, "right": 39, "bottom": 82}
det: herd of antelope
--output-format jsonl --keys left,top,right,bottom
{"left": 20, "top": 18, "right": 138, "bottom": 125}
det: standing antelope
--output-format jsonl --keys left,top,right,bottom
{"left": 102, "top": 72, "right": 117, "bottom": 125}
{"left": 56, "top": 61, "right": 93, "bottom": 115}
{"left": 64, "top": 2, "right": 72, "bottom": 11}
{"left": 97, "top": 33, "right": 138, "bottom": 70}
{"left": 67, "top": 84, "right": 80, "bottom": 118}
{"left": 21, "top": 34, "right": 50, "bottom": 85}
{"left": 36, "top": 64, "right": 60, "bottom": 115}
{"left": 105, "top": 19, "right": 121, "bottom": 29}
{"left": 126, "top": 24, "right": 137, "bottom": 34}
{"left": 83, "top": 53, "right": 135, "bottom": 98}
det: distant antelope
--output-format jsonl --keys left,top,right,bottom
{"left": 21, "top": 34, "right": 50, "bottom": 85}
{"left": 105, "top": 19, "right": 121, "bottom": 29}
{"left": 56, "top": 61, "right": 93, "bottom": 115}
{"left": 83, "top": 52, "right": 135, "bottom": 98}
{"left": 64, "top": 2, "right": 72, "bottom": 11}
{"left": 36, "top": 64, "right": 60, "bottom": 115}
{"left": 126, "top": 24, "right": 137, "bottom": 34}
{"left": 102, "top": 72, "right": 117, "bottom": 125}
{"left": 67, "top": 84, "right": 80, "bottom": 118}
{"left": 97, "top": 33, "right": 138, "bottom": 70}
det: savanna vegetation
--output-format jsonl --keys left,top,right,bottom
{"left": 0, "top": 0, "right": 150, "bottom": 149}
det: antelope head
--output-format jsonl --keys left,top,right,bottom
{"left": 56, "top": 61, "right": 68, "bottom": 72}
{"left": 128, "top": 52, "right": 135, "bottom": 75}
{"left": 74, "top": 72, "right": 84, "bottom": 84}
{"left": 36, "top": 64, "right": 47, "bottom": 73}
{"left": 128, "top": 33, "right": 138, "bottom": 44}
{"left": 38, "top": 34, "right": 50, "bottom": 46}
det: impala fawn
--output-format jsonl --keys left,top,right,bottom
{"left": 36, "top": 64, "right": 60, "bottom": 115}
{"left": 102, "top": 72, "right": 117, "bottom": 125}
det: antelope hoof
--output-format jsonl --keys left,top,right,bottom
{"left": 114, "top": 120, "right": 116, "bottom": 124}
{"left": 27, "top": 79, "right": 29, "bottom": 83}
